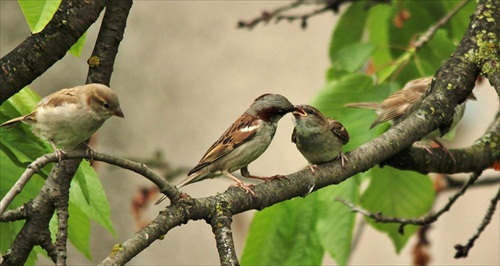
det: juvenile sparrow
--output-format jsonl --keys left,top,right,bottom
{"left": 1, "top": 83, "right": 124, "bottom": 160}
{"left": 344, "top": 77, "right": 475, "bottom": 155}
{"left": 156, "top": 93, "right": 295, "bottom": 204}
{"left": 292, "top": 105, "right": 350, "bottom": 172}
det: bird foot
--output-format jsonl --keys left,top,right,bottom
{"left": 245, "top": 174, "right": 286, "bottom": 183}
{"left": 415, "top": 141, "right": 455, "bottom": 162}
{"left": 337, "top": 152, "right": 349, "bottom": 168}
{"left": 307, "top": 164, "right": 319, "bottom": 174}
{"left": 54, "top": 149, "right": 66, "bottom": 163}
{"left": 230, "top": 183, "right": 256, "bottom": 198}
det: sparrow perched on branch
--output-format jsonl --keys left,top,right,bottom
{"left": 292, "top": 105, "right": 350, "bottom": 172}
{"left": 156, "top": 93, "right": 296, "bottom": 204}
{"left": 344, "top": 76, "right": 476, "bottom": 155}
{"left": 1, "top": 83, "right": 124, "bottom": 160}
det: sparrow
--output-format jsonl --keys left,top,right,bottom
{"left": 1, "top": 83, "right": 124, "bottom": 160}
{"left": 344, "top": 77, "right": 476, "bottom": 156}
{"left": 156, "top": 93, "right": 295, "bottom": 204}
{"left": 292, "top": 105, "right": 350, "bottom": 172}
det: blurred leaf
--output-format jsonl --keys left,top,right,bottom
{"left": 71, "top": 162, "right": 115, "bottom": 235}
{"left": 360, "top": 166, "right": 435, "bottom": 252}
{"left": 68, "top": 32, "right": 87, "bottom": 57}
{"left": 367, "top": 4, "right": 393, "bottom": 72}
{"left": 316, "top": 177, "right": 360, "bottom": 265}
{"left": 68, "top": 203, "right": 92, "bottom": 260}
{"left": 241, "top": 195, "right": 323, "bottom": 265}
{"left": 329, "top": 1, "right": 368, "bottom": 61}
{"left": 18, "top": 0, "right": 61, "bottom": 33}
{"left": 331, "top": 43, "right": 375, "bottom": 73}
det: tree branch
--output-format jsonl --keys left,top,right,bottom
{"left": 454, "top": 185, "right": 500, "bottom": 258}
{"left": 86, "top": 0, "right": 133, "bottom": 85}
{"left": 0, "top": 0, "right": 106, "bottom": 103}
{"left": 336, "top": 172, "right": 481, "bottom": 235}
{"left": 210, "top": 200, "right": 239, "bottom": 266}
{"left": 411, "top": 0, "right": 471, "bottom": 49}
{"left": 384, "top": 111, "right": 500, "bottom": 173}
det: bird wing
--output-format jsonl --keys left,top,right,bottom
{"left": 328, "top": 118, "right": 350, "bottom": 145}
{"left": 188, "top": 113, "right": 260, "bottom": 175}
{"left": 39, "top": 88, "right": 79, "bottom": 108}
{"left": 0, "top": 88, "right": 79, "bottom": 127}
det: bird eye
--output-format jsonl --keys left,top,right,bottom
{"left": 103, "top": 103, "right": 110, "bottom": 109}
{"left": 307, "top": 109, "right": 314, "bottom": 115}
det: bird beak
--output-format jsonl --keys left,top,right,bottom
{"left": 292, "top": 106, "right": 307, "bottom": 117}
{"left": 114, "top": 107, "right": 125, "bottom": 118}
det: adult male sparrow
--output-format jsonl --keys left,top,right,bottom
{"left": 156, "top": 93, "right": 295, "bottom": 204}
{"left": 292, "top": 105, "right": 350, "bottom": 172}
{"left": 344, "top": 77, "right": 475, "bottom": 154}
{"left": 1, "top": 83, "right": 124, "bottom": 160}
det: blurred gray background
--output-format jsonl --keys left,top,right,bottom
{"left": 1, "top": 1, "right": 498, "bottom": 265}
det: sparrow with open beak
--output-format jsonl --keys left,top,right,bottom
{"left": 156, "top": 93, "right": 296, "bottom": 204}
{"left": 1, "top": 83, "right": 124, "bottom": 160}
{"left": 344, "top": 77, "right": 476, "bottom": 156}
{"left": 292, "top": 105, "right": 350, "bottom": 172}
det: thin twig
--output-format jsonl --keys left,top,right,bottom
{"left": 336, "top": 172, "right": 482, "bottom": 234}
{"left": 237, "top": 0, "right": 307, "bottom": 29}
{"left": 0, "top": 150, "right": 180, "bottom": 217}
{"left": 276, "top": 5, "right": 332, "bottom": 29}
{"left": 412, "top": 0, "right": 471, "bottom": 48}
{"left": 454, "top": 185, "right": 500, "bottom": 258}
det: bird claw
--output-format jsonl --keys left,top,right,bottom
{"left": 418, "top": 141, "right": 455, "bottom": 162}
{"left": 265, "top": 174, "right": 288, "bottom": 182}
{"left": 55, "top": 149, "right": 66, "bottom": 163}
{"left": 307, "top": 164, "right": 319, "bottom": 174}
{"left": 337, "top": 152, "right": 348, "bottom": 168}
{"left": 85, "top": 146, "right": 95, "bottom": 166}
{"left": 230, "top": 183, "right": 256, "bottom": 198}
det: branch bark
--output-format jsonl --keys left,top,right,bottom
{"left": 0, "top": 0, "right": 106, "bottom": 103}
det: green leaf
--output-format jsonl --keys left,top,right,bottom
{"left": 367, "top": 4, "right": 393, "bottom": 72}
{"left": 68, "top": 32, "right": 87, "bottom": 57}
{"left": 360, "top": 166, "right": 435, "bottom": 252}
{"left": 316, "top": 177, "right": 360, "bottom": 265}
{"left": 71, "top": 162, "right": 115, "bottom": 235}
{"left": 241, "top": 195, "right": 323, "bottom": 265}
{"left": 331, "top": 43, "right": 375, "bottom": 73}
{"left": 68, "top": 203, "right": 92, "bottom": 260}
{"left": 329, "top": 1, "right": 368, "bottom": 61}
{"left": 18, "top": 0, "right": 62, "bottom": 33}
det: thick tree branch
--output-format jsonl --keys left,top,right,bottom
{"left": 0, "top": 0, "right": 106, "bottom": 103}
{"left": 384, "top": 111, "right": 500, "bottom": 173}
{"left": 86, "top": 0, "right": 133, "bottom": 85}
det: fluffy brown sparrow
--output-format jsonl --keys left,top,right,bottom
{"left": 156, "top": 93, "right": 295, "bottom": 204}
{"left": 1, "top": 84, "right": 124, "bottom": 160}
{"left": 292, "top": 105, "right": 350, "bottom": 172}
{"left": 344, "top": 77, "right": 475, "bottom": 155}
